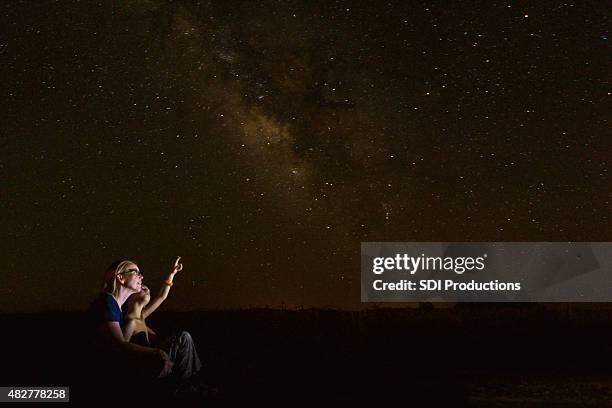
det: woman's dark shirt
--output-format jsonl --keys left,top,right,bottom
{"left": 87, "top": 292, "right": 124, "bottom": 328}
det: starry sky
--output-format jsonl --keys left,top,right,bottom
{"left": 1, "top": 0, "right": 610, "bottom": 312}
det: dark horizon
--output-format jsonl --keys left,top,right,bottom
{"left": 6, "top": 304, "right": 612, "bottom": 406}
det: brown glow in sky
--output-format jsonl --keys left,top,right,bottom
{"left": 1, "top": 0, "right": 610, "bottom": 311}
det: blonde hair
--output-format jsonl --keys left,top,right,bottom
{"left": 103, "top": 260, "right": 136, "bottom": 296}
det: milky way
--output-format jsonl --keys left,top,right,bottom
{"left": 1, "top": 0, "right": 610, "bottom": 311}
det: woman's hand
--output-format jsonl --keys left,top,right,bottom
{"left": 171, "top": 256, "right": 183, "bottom": 276}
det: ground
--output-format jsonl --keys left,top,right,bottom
{"left": 2, "top": 306, "right": 612, "bottom": 406}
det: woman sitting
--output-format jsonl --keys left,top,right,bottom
{"left": 87, "top": 259, "right": 172, "bottom": 380}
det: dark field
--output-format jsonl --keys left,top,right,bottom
{"left": 3, "top": 305, "right": 612, "bottom": 407}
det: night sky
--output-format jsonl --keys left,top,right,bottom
{"left": 2, "top": 1, "right": 610, "bottom": 312}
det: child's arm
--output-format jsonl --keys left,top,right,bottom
{"left": 142, "top": 256, "right": 183, "bottom": 319}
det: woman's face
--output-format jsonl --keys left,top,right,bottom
{"left": 121, "top": 263, "right": 143, "bottom": 293}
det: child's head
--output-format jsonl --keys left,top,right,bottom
{"left": 127, "top": 285, "right": 151, "bottom": 311}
